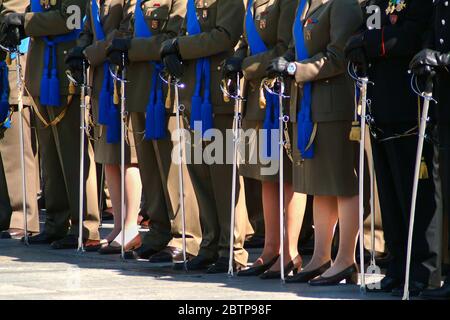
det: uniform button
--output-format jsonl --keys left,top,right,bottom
{"left": 446, "top": 1, "right": 449, "bottom": 6}
{"left": 440, "top": 38, "right": 445, "bottom": 45}
{"left": 442, "top": 19, "right": 446, "bottom": 26}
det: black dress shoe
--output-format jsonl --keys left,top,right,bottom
{"left": 185, "top": 255, "right": 216, "bottom": 271}
{"left": 391, "top": 281, "right": 427, "bottom": 298}
{"left": 285, "top": 261, "right": 331, "bottom": 283}
{"left": 366, "top": 275, "right": 401, "bottom": 293}
{"left": 50, "top": 235, "right": 79, "bottom": 249}
{"left": 149, "top": 246, "right": 185, "bottom": 263}
{"left": 420, "top": 281, "right": 450, "bottom": 300}
{"left": 237, "top": 255, "right": 279, "bottom": 277}
{"left": 124, "top": 246, "right": 158, "bottom": 260}
{"left": 260, "top": 255, "right": 302, "bottom": 280}
{"left": 309, "top": 264, "right": 359, "bottom": 286}
{"left": 206, "top": 257, "right": 244, "bottom": 274}
{"left": 25, "top": 232, "right": 62, "bottom": 245}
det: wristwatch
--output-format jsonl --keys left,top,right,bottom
{"left": 287, "top": 62, "right": 297, "bottom": 76}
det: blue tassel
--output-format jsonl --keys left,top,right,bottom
{"left": 190, "top": 95, "right": 202, "bottom": 130}
{"left": 106, "top": 105, "right": 121, "bottom": 144}
{"left": 201, "top": 101, "right": 213, "bottom": 139}
{"left": 153, "top": 100, "right": 166, "bottom": 139}
{"left": 48, "top": 70, "right": 61, "bottom": 107}
{"left": 98, "top": 89, "right": 110, "bottom": 125}
{"left": 0, "top": 99, "right": 10, "bottom": 128}
{"left": 144, "top": 103, "right": 155, "bottom": 140}
{"left": 40, "top": 70, "right": 50, "bottom": 106}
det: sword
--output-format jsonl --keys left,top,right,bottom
{"left": 348, "top": 62, "right": 374, "bottom": 291}
{"left": 220, "top": 75, "right": 243, "bottom": 276}
{"left": 160, "top": 72, "right": 188, "bottom": 270}
{"left": 1, "top": 41, "right": 29, "bottom": 245}
{"left": 403, "top": 70, "right": 436, "bottom": 300}
{"left": 263, "top": 77, "right": 289, "bottom": 282}
{"left": 66, "top": 59, "right": 89, "bottom": 252}
{"left": 109, "top": 54, "right": 128, "bottom": 259}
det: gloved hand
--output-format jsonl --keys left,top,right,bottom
{"left": 65, "top": 46, "right": 88, "bottom": 83}
{"left": 410, "top": 49, "right": 450, "bottom": 71}
{"left": 0, "top": 13, "right": 26, "bottom": 48}
{"left": 221, "top": 57, "right": 243, "bottom": 80}
{"left": 160, "top": 39, "right": 183, "bottom": 79}
{"left": 160, "top": 38, "right": 180, "bottom": 60}
{"left": 266, "top": 56, "right": 291, "bottom": 78}
{"left": 106, "top": 38, "right": 131, "bottom": 69}
{"left": 345, "top": 33, "right": 368, "bottom": 75}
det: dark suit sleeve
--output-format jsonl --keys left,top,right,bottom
{"left": 364, "top": 0, "right": 433, "bottom": 58}
{"left": 84, "top": 0, "right": 133, "bottom": 67}
{"left": 177, "top": 0, "right": 245, "bottom": 60}
{"left": 294, "top": 0, "right": 363, "bottom": 83}
{"left": 76, "top": 2, "right": 93, "bottom": 49}
{"left": 129, "top": 0, "right": 186, "bottom": 62}
{"left": 24, "top": 0, "right": 87, "bottom": 37}
{"left": 241, "top": 0, "right": 297, "bottom": 81}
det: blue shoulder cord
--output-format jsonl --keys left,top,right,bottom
{"left": 245, "top": 0, "right": 279, "bottom": 159}
{"left": 293, "top": 0, "right": 314, "bottom": 159}
{"left": 31, "top": 0, "right": 82, "bottom": 108}
{"left": 186, "top": 0, "right": 212, "bottom": 138}
{"left": 134, "top": 0, "right": 166, "bottom": 140}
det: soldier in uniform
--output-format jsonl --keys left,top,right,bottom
{"left": 0, "top": 0, "right": 102, "bottom": 249}
{"left": 106, "top": 0, "right": 203, "bottom": 262}
{"left": 409, "top": 0, "right": 450, "bottom": 300}
{"left": 160, "top": 0, "right": 250, "bottom": 273}
{"left": 222, "top": 0, "right": 306, "bottom": 278}
{"left": 345, "top": 0, "right": 440, "bottom": 296}
{"left": 66, "top": 0, "right": 144, "bottom": 254}
{"left": 0, "top": 0, "right": 39, "bottom": 240}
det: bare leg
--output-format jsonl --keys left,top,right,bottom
{"left": 252, "top": 181, "right": 280, "bottom": 266}
{"left": 124, "top": 164, "right": 142, "bottom": 229}
{"left": 104, "top": 164, "right": 121, "bottom": 243}
{"left": 105, "top": 164, "right": 142, "bottom": 245}
{"left": 268, "top": 184, "right": 306, "bottom": 271}
{"left": 302, "top": 195, "right": 338, "bottom": 272}
{"left": 321, "top": 195, "right": 359, "bottom": 277}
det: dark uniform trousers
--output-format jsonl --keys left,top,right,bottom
{"left": 35, "top": 96, "right": 100, "bottom": 240}
{"left": 185, "top": 115, "right": 249, "bottom": 265}
{"left": 0, "top": 107, "right": 39, "bottom": 233}
{"left": 131, "top": 112, "right": 201, "bottom": 256}
{"left": 371, "top": 124, "right": 441, "bottom": 286}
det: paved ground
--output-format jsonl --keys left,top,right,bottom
{"left": 0, "top": 224, "right": 397, "bottom": 300}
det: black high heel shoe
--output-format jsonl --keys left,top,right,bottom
{"left": 285, "top": 260, "right": 331, "bottom": 283}
{"left": 237, "top": 255, "right": 279, "bottom": 277}
{"left": 259, "top": 255, "right": 302, "bottom": 280}
{"left": 308, "top": 264, "right": 359, "bottom": 286}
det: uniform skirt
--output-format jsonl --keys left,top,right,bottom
{"left": 92, "top": 98, "right": 138, "bottom": 165}
{"left": 238, "top": 119, "right": 293, "bottom": 183}
{"left": 292, "top": 120, "right": 358, "bottom": 196}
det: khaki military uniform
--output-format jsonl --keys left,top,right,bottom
{"left": 234, "top": 0, "right": 297, "bottom": 183}
{"left": 125, "top": 0, "right": 201, "bottom": 255}
{"left": 0, "top": 0, "right": 39, "bottom": 233}
{"left": 176, "top": 0, "right": 249, "bottom": 265}
{"left": 24, "top": 0, "right": 100, "bottom": 240}
{"left": 78, "top": 0, "right": 137, "bottom": 165}
{"left": 289, "top": 0, "right": 362, "bottom": 196}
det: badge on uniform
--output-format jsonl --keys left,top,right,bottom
{"left": 386, "top": 0, "right": 406, "bottom": 15}
{"left": 389, "top": 14, "right": 398, "bottom": 25}
{"left": 151, "top": 20, "right": 159, "bottom": 29}
{"left": 259, "top": 19, "right": 267, "bottom": 29}
{"left": 202, "top": 9, "right": 208, "bottom": 19}
{"left": 305, "top": 30, "right": 312, "bottom": 41}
